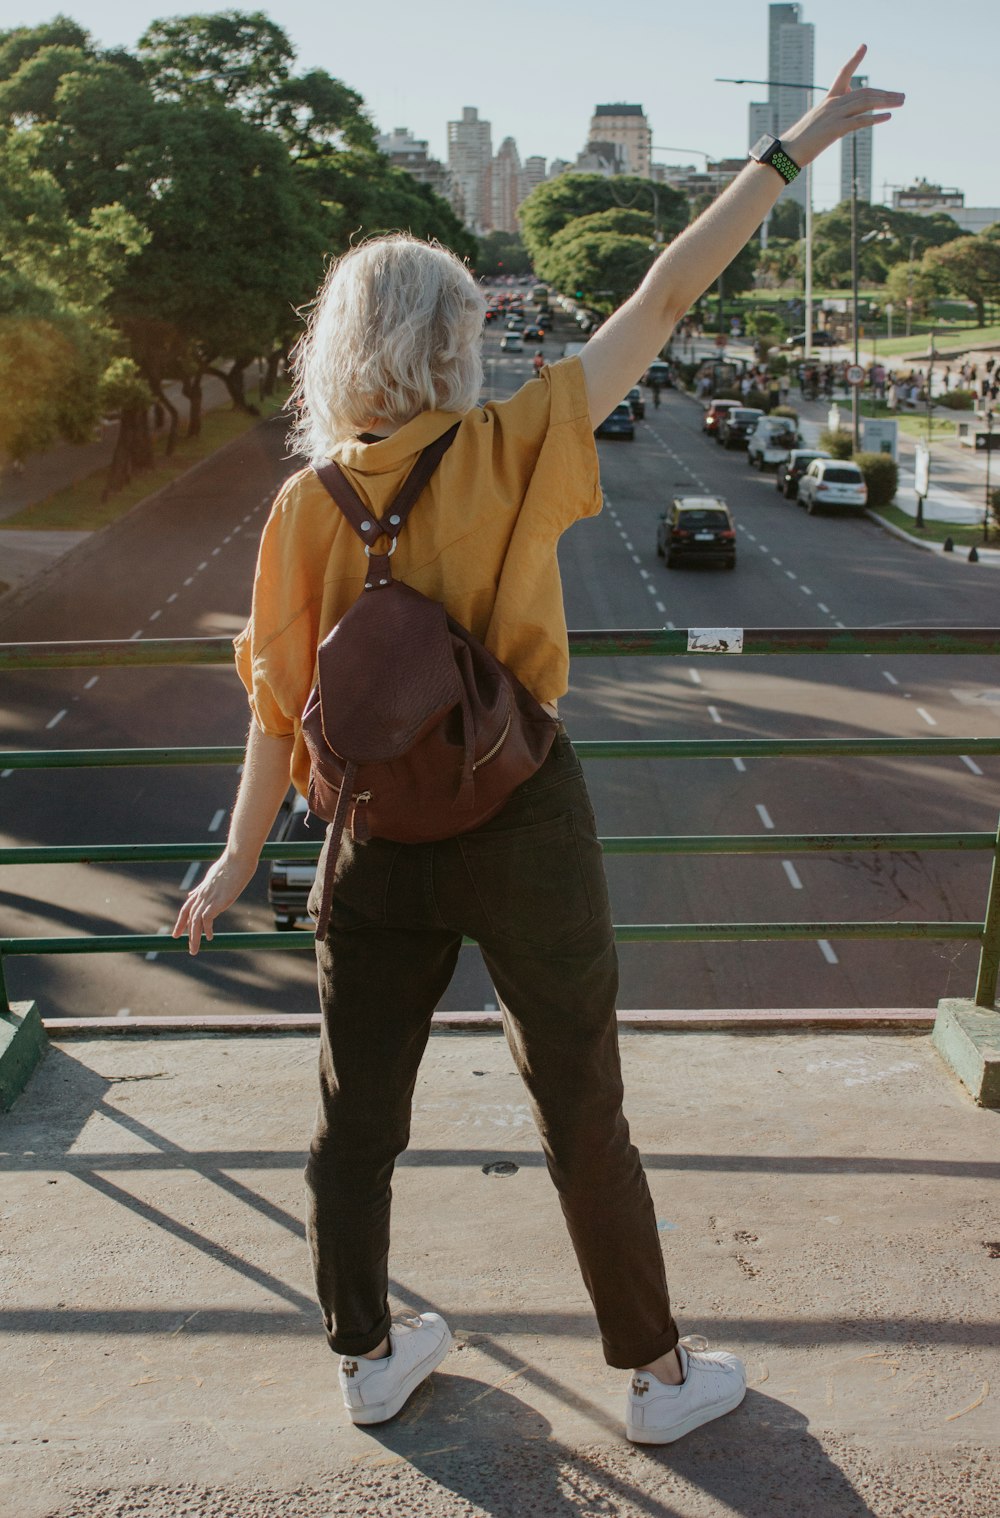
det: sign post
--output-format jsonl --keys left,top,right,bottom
{"left": 914, "top": 443, "right": 930, "bottom": 532}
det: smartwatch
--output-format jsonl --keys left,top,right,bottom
{"left": 749, "top": 134, "right": 801, "bottom": 185}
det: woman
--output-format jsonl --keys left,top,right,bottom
{"left": 173, "top": 49, "right": 902, "bottom": 1444}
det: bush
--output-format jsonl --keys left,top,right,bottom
{"left": 819, "top": 428, "right": 854, "bottom": 458}
{"left": 675, "top": 361, "right": 700, "bottom": 389}
{"left": 855, "top": 451, "right": 899, "bottom": 507}
{"left": 990, "top": 486, "right": 1000, "bottom": 521}
{"left": 771, "top": 404, "right": 799, "bottom": 420}
{"left": 937, "top": 388, "right": 976, "bottom": 410}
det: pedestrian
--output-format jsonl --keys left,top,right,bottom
{"left": 532, "top": 350, "right": 545, "bottom": 377}
{"left": 173, "top": 47, "right": 902, "bottom": 1446}
{"left": 652, "top": 380, "right": 662, "bottom": 408}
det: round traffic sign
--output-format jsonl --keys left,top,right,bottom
{"left": 846, "top": 364, "right": 865, "bottom": 386}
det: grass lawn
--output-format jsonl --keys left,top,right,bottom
{"left": 854, "top": 398, "right": 959, "bottom": 444}
{"left": 1, "top": 388, "right": 289, "bottom": 534}
{"left": 870, "top": 503, "right": 994, "bottom": 550}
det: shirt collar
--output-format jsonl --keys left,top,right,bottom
{"left": 332, "top": 409, "right": 468, "bottom": 475}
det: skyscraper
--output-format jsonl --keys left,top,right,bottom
{"left": 447, "top": 107, "right": 493, "bottom": 234}
{"left": 491, "top": 137, "right": 525, "bottom": 234}
{"left": 587, "top": 104, "right": 652, "bottom": 177}
{"left": 839, "top": 76, "right": 873, "bottom": 204}
{"left": 748, "top": 3, "right": 814, "bottom": 209}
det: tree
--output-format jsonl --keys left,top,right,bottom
{"left": 811, "top": 202, "right": 962, "bottom": 288}
{"left": 883, "top": 260, "right": 940, "bottom": 320}
{"left": 925, "top": 235, "right": 1000, "bottom": 326}
{"left": 519, "top": 173, "right": 686, "bottom": 270}
{"left": 97, "top": 356, "right": 154, "bottom": 497}
{"left": 477, "top": 231, "right": 532, "bottom": 278}
{"left": 543, "top": 228, "right": 658, "bottom": 312}
{"left": 137, "top": 10, "right": 294, "bottom": 122}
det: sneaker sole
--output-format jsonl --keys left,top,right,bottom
{"left": 625, "top": 1382, "right": 746, "bottom": 1445}
{"left": 346, "top": 1326, "right": 453, "bottom": 1425}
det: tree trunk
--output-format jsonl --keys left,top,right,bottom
{"left": 182, "top": 374, "right": 203, "bottom": 438}
{"left": 154, "top": 386, "right": 180, "bottom": 455}
{"left": 262, "top": 348, "right": 284, "bottom": 398}
{"left": 102, "top": 404, "right": 154, "bottom": 500}
{"left": 208, "top": 358, "right": 260, "bottom": 415}
{"left": 974, "top": 296, "right": 986, "bottom": 328}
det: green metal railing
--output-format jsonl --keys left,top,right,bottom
{"left": 2, "top": 628, "right": 1000, "bottom": 1015}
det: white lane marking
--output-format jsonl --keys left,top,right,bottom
{"left": 745, "top": 532, "right": 757, "bottom": 542}
{"left": 211, "top": 546, "right": 221, "bottom": 556}
{"left": 818, "top": 939, "right": 839, "bottom": 965}
{"left": 916, "top": 708, "right": 937, "bottom": 727}
{"left": 84, "top": 676, "right": 99, "bottom": 690}
{"left": 647, "top": 584, "right": 658, "bottom": 596}
{"left": 707, "top": 705, "right": 722, "bottom": 724}
{"left": 759, "top": 545, "right": 769, "bottom": 553}
{"left": 655, "top": 601, "right": 667, "bottom": 613}
{"left": 758, "top": 544, "right": 768, "bottom": 553}
{"left": 882, "top": 671, "right": 899, "bottom": 686}
{"left": 782, "top": 860, "right": 803, "bottom": 890}
{"left": 785, "top": 569, "right": 797, "bottom": 580}
{"left": 243, "top": 513, "right": 252, "bottom": 523}
{"left": 166, "top": 593, "right": 178, "bottom": 604}
{"left": 130, "top": 630, "right": 143, "bottom": 640}
{"left": 149, "top": 609, "right": 161, "bottom": 622}
{"left": 639, "top": 568, "right": 650, "bottom": 579}
{"left": 666, "top": 620, "right": 676, "bottom": 630}
{"left": 961, "top": 755, "right": 984, "bottom": 775}
{"left": 631, "top": 553, "right": 641, "bottom": 564}
{"left": 771, "top": 557, "right": 782, "bottom": 567}
{"left": 184, "top": 577, "right": 194, "bottom": 587}
{"left": 197, "top": 561, "right": 208, "bottom": 572}
{"left": 732, "top": 757, "right": 746, "bottom": 773}
{"left": 834, "top": 620, "right": 846, "bottom": 629}
{"left": 223, "top": 534, "right": 232, "bottom": 544}
{"left": 688, "top": 667, "right": 702, "bottom": 686}
{"left": 2, "top": 769, "right": 13, "bottom": 778}
{"left": 208, "top": 809, "right": 226, "bottom": 832}
{"left": 756, "top": 803, "right": 775, "bottom": 830}
{"left": 116, "top": 1007, "right": 131, "bottom": 1020}
{"left": 46, "top": 709, "right": 67, "bottom": 730}
{"left": 180, "top": 862, "right": 201, "bottom": 892}
{"left": 145, "top": 926, "right": 169, "bottom": 962}
{"left": 817, "top": 602, "right": 830, "bottom": 614}
{"left": 619, "top": 530, "right": 628, "bottom": 540}
{"left": 800, "top": 585, "right": 812, "bottom": 595}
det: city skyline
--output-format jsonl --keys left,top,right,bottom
{"left": 15, "top": 0, "right": 997, "bottom": 213}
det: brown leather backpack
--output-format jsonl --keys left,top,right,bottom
{"left": 301, "top": 423, "right": 560, "bottom": 938}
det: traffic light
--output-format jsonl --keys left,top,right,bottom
{"left": 575, "top": 288, "right": 583, "bottom": 299}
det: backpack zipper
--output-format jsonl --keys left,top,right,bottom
{"left": 473, "top": 713, "right": 512, "bottom": 772}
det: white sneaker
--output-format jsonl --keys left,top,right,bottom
{"left": 625, "top": 1337, "right": 747, "bottom": 1444}
{"left": 338, "top": 1313, "right": 452, "bottom": 1425}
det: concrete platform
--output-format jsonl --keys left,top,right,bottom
{"left": 2, "top": 1026, "right": 998, "bottom": 1517}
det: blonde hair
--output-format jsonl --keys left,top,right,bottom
{"left": 290, "top": 235, "right": 486, "bottom": 459}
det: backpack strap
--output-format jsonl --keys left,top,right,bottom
{"left": 314, "top": 423, "right": 460, "bottom": 549}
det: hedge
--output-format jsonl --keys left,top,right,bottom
{"left": 818, "top": 428, "right": 854, "bottom": 459}
{"left": 937, "top": 389, "right": 976, "bottom": 411}
{"left": 854, "top": 452, "right": 899, "bottom": 507}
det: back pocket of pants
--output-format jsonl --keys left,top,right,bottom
{"left": 458, "top": 811, "right": 596, "bottom": 949}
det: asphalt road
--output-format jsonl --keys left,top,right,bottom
{"left": 2, "top": 313, "right": 999, "bottom": 1020}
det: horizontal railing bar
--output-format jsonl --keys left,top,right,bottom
{"left": 4, "top": 737, "right": 1000, "bottom": 772}
{"left": 0, "top": 922, "right": 983, "bottom": 956}
{"left": 0, "top": 832, "right": 995, "bottom": 868}
{"left": 3, "top": 627, "right": 1000, "bottom": 672}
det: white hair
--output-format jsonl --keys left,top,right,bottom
{"left": 290, "top": 235, "right": 486, "bottom": 460}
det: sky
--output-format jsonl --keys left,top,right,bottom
{"left": 3, "top": 0, "right": 998, "bottom": 213}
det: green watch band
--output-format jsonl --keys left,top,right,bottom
{"left": 749, "top": 134, "right": 801, "bottom": 185}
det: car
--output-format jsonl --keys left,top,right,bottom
{"left": 718, "top": 407, "right": 764, "bottom": 449}
{"left": 656, "top": 496, "right": 736, "bottom": 569}
{"left": 500, "top": 331, "right": 523, "bottom": 352}
{"left": 506, "top": 315, "right": 525, "bottom": 331}
{"left": 595, "top": 402, "right": 635, "bottom": 440}
{"left": 775, "top": 449, "right": 831, "bottom": 500}
{"left": 747, "top": 415, "right": 800, "bottom": 469}
{"left": 796, "top": 457, "right": 868, "bottom": 513}
{"left": 642, "top": 361, "right": 673, "bottom": 389}
{"left": 783, "top": 329, "right": 837, "bottom": 349}
{"left": 702, "top": 398, "right": 738, "bottom": 436}
{"left": 536, "top": 310, "right": 554, "bottom": 330}
{"left": 268, "top": 794, "right": 322, "bottom": 928}
{"left": 626, "top": 386, "right": 645, "bottom": 420}
{"left": 523, "top": 324, "right": 544, "bottom": 341}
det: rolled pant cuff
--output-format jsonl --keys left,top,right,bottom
{"left": 603, "top": 1320, "right": 680, "bottom": 1371}
{"left": 325, "top": 1309, "right": 392, "bottom": 1358}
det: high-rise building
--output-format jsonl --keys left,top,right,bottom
{"left": 839, "top": 77, "right": 872, "bottom": 204}
{"left": 587, "top": 104, "right": 652, "bottom": 177}
{"left": 523, "top": 156, "right": 547, "bottom": 194}
{"left": 748, "top": 4, "right": 814, "bottom": 209}
{"left": 491, "top": 137, "right": 525, "bottom": 234}
{"left": 375, "top": 127, "right": 452, "bottom": 202}
{"left": 447, "top": 107, "right": 493, "bottom": 234}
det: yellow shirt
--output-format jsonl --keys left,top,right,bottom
{"left": 234, "top": 357, "right": 602, "bottom": 796}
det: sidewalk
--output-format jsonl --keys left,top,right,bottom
{"left": 2, "top": 1019, "right": 996, "bottom": 1517}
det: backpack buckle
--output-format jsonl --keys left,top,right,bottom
{"left": 364, "top": 537, "right": 397, "bottom": 559}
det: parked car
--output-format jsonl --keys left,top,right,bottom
{"left": 642, "top": 360, "right": 673, "bottom": 389}
{"left": 718, "top": 407, "right": 764, "bottom": 449}
{"left": 626, "top": 386, "right": 645, "bottom": 420}
{"left": 595, "top": 402, "right": 635, "bottom": 440}
{"left": 783, "top": 329, "right": 836, "bottom": 349}
{"left": 268, "top": 794, "right": 321, "bottom": 929}
{"left": 775, "top": 449, "right": 831, "bottom": 500}
{"left": 500, "top": 331, "right": 524, "bottom": 352}
{"left": 702, "top": 398, "right": 738, "bottom": 436}
{"left": 747, "top": 415, "right": 800, "bottom": 469}
{"left": 797, "top": 457, "right": 868, "bottom": 513}
{"left": 656, "top": 496, "right": 736, "bottom": 570}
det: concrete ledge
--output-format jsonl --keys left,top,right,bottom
{"left": 41, "top": 1006, "right": 935, "bottom": 1037}
{"left": 0, "top": 1001, "right": 47, "bottom": 1111}
{"left": 932, "top": 997, "right": 1000, "bottom": 1106}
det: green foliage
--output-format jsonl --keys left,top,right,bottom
{"left": 519, "top": 173, "right": 686, "bottom": 271}
{"left": 97, "top": 355, "right": 153, "bottom": 413}
{"left": 883, "top": 260, "right": 941, "bottom": 319}
{"left": 137, "top": 10, "right": 294, "bottom": 119}
{"left": 937, "top": 388, "right": 975, "bottom": 410}
{"left": 477, "top": 231, "right": 531, "bottom": 277}
{"left": 771, "top": 404, "right": 798, "bottom": 419}
{"left": 854, "top": 451, "right": 898, "bottom": 506}
{"left": 819, "top": 428, "right": 854, "bottom": 458}
{"left": 811, "top": 202, "right": 961, "bottom": 288}
{"left": 542, "top": 228, "right": 657, "bottom": 312}
{"left": 0, "top": 293, "right": 109, "bottom": 461}
{"left": 925, "top": 235, "right": 1000, "bottom": 326}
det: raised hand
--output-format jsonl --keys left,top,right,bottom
{"left": 782, "top": 45, "right": 905, "bottom": 167}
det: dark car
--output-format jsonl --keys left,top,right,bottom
{"left": 718, "top": 407, "right": 764, "bottom": 449}
{"left": 656, "top": 497, "right": 736, "bottom": 569}
{"left": 626, "top": 386, "right": 645, "bottom": 420}
{"left": 536, "top": 309, "right": 554, "bottom": 330}
{"left": 642, "top": 360, "right": 673, "bottom": 389}
{"left": 523, "top": 324, "right": 544, "bottom": 341}
{"left": 775, "top": 448, "right": 831, "bottom": 500}
{"left": 268, "top": 794, "right": 322, "bottom": 929}
{"left": 783, "top": 330, "right": 836, "bottom": 349}
{"left": 595, "top": 402, "right": 635, "bottom": 440}
{"left": 702, "top": 398, "right": 738, "bottom": 436}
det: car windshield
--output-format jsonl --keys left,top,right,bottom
{"left": 612, "top": 405, "right": 631, "bottom": 417}
{"left": 823, "top": 467, "right": 863, "bottom": 483}
{"left": 793, "top": 455, "right": 823, "bottom": 469}
{"left": 280, "top": 808, "right": 318, "bottom": 844}
{"left": 678, "top": 510, "right": 729, "bottom": 528}
{"left": 732, "top": 410, "right": 762, "bottom": 422}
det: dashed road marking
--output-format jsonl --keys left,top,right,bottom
{"left": 655, "top": 601, "right": 667, "bottom": 613}
{"left": 961, "top": 755, "right": 984, "bottom": 775}
{"left": 707, "top": 705, "right": 722, "bottom": 724}
{"left": 771, "top": 557, "right": 782, "bottom": 567}
{"left": 756, "top": 803, "right": 775, "bottom": 830}
{"left": 130, "top": 630, "right": 143, "bottom": 641}
{"left": 646, "top": 583, "right": 657, "bottom": 596}
{"left": 818, "top": 939, "right": 839, "bottom": 965}
{"left": 665, "top": 620, "right": 675, "bottom": 630}
{"left": 208, "top": 809, "right": 226, "bottom": 832}
{"left": 166, "top": 593, "right": 178, "bottom": 604}
{"left": 631, "top": 553, "right": 641, "bottom": 564}
{"left": 145, "top": 926, "right": 169, "bottom": 962}
{"left": 184, "top": 577, "right": 194, "bottom": 587}
{"left": 732, "top": 757, "right": 746, "bottom": 773}
{"left": 916, "top": 708, "right": 937, "bottom": 727}
{"left": 883, "top": 671, "right": 899, "bottom": 686}
{"left": 785, "top": 569, "right": 797, "bottom": 580}
{"left": 211, "top": 546, "right": 221, "bottom": 557}
{"left": 84, "top": 676, "right": 99, "bottom": 691}
{"left": 2, "top": 769, "right": 13, "bottom": 779}
{"left": 688, "top": 667, "right": 702, "bottom": 686}
{"left": 197, "top": 561, "right": 208, "bottom": 572}
{"left": 639, "top": 568, "right": 650, "bottom": 579}
{"left": 46, "top": 709, "right": 67, "bottom": 730}
{"left": 180, "top": 862, "right": 201, "bottom": 892}
{"left": 149, "top": 609, "right": 161, "bottom": 622}
{"left": 800, "top": 585, "right": 812, "bottom": 595}
{"left": 782, "top": 860, "right": 803, "bottom": 890}
{"left": 834, "top": 620, "right": 846, "bottom": 629}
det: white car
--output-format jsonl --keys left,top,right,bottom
{"left": 797, "top": 458, "right": 868, "bottom": 513}
{"left": 747, "top": 416, "right": 800, "bottom": 470}
{"left": 500, "top": 332, "right": 524, "bottom": 352}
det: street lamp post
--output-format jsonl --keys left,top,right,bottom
{"left": 985, "top": 407, "right": 995, "bottom": 544}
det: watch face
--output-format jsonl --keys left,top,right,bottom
{"left": 751, "top": 134, "right": 777, "bottom": 161}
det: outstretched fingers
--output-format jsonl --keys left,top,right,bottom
{"left": 828, "top": 43, "right": 868, "bottom": 97}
